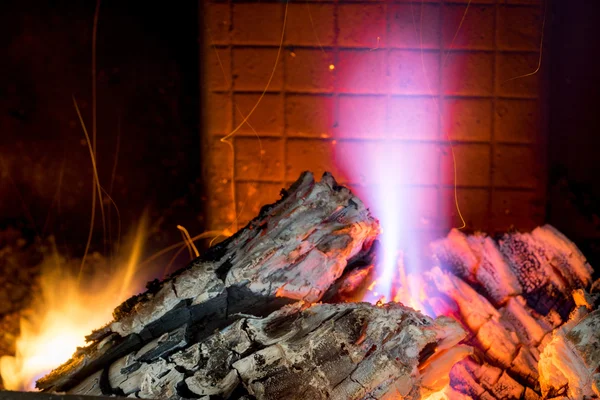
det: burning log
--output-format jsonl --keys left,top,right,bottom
{"left": 539, "top": 308, "right": 600, "bottom": 398}
{"left": 33, "top": 171, "right": 600, "bottom": 399}
{"left": 35, "top": 172, "right": 472, "bottom": 400}
{"left": 428, "top": 226, "right": 597, "bottom": 399}
{"left": 103, "top": 302, "right": 466, "bottom": 400}
{"left": 36, "top": 171, "right": 389, "bottom": 395}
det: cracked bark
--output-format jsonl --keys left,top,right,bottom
{"left": 35, "top": 172, "right": 600, "bottom": 399}
{"left": 37, "top": 172, "right": 387, "bottom": 395}
{"left": 428, "top": 226, "right": 600, "bottom": 399}
{"left": 98, "top": 302, "right": 466, "bottom": 400}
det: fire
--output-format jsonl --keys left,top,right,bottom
{"left": 363, "top": 252, "right": 432, "bottom": 316}
{"left": 0, "top": 215, "right": 151, "bottom": 391}
{"left": 391, "top": 253, "right": 431, "bottom": 315}
{"left": 420, "top": 386, "right": 465, "bottom": 400}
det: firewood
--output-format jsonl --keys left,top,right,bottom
{"left": 37, "top": 172, "right": 380, "bottom": 393}
{"left": 101, "top": 302, "right": 467, "bottom": 400}
{"left": 430, "top": 225, "right": 596, "bottom": 399}
{"left": 35, "top": 169, "right": 599, "bottom": 399}
{"left": 67, "top": 370, "right": 104, "bottom": 397}
{"left": 538, "top": 309, "right": 600, "bottom": 398}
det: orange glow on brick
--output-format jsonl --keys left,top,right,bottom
{"left": 329, "top": 64, "right": 335, "bottom": 71}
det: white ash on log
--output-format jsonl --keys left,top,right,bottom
{"left": 427, "top": 225, "right": 597, "bottom": 399}
{"left": 35, "top": 170, "right": 600, "bottom": 400}
{"left": 539, "top": 308, "right": 600, "bottom": 398}
{"left": 37, "top": 172, "right": 383, "bottom": 394}
{"left": 101, "top": 302, "right": 467, "bottom": 400}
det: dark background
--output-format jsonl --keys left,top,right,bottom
{"left": 548, "top": 0, "right": 600, "bottom": 270}
{"left": 0, "top": 1, "right": 204, "bottom": 264}
{"left": 0, "top": 0, "right": 599, "bottom": 268}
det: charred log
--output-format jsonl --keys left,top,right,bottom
{"left": 428, "top": 225, "right": 596, "bottom": 399}
{"left": 539, "top": 308, "right": 600, "bottom": 398}
{"left": 98, "top": 302, "right": 466, "bottom": 400}
{"left": 36, "top": 170, "right": 600, "bottom": 400}
{"left": 37, "top": 172, "right": 380, "bottom": 393}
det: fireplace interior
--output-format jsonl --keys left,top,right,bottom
{"left": 0, "top": 0, "right": 599, "bottom": 399}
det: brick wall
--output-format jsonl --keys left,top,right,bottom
{"left": 203, "top": 0, "right": 546, "bottom": 236}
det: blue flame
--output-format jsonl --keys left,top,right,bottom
{"left": 336, "top": 142, "right": 436, "bottom": 304}
{"left": 332, "top": 42, "right": 443, "bottom": 307}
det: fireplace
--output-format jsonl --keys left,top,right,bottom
{"left": 1, "top": 0, "right": 599, "bottom": 399}
{"left": 203, "top": 0, "right": 547, "bottom": 235}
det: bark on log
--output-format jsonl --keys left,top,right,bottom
{"left": 36, "top": 170, "right": 600, "bottom": 400}
{"left": 539, "top": 308, "right": 600, "bottom": 398}
{"left": 427, "top": 225, "right": 597, "bottom": 399}
{"left": 37, "top": 172, "right": 380, "bottom": 393}
{"left": 96, "top": 302, "right": 466, "bottom": 400}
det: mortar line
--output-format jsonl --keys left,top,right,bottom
{"left": 384, "top": 0, "right": 391, "bottom": 142}
{"left": 437, "top": 1, "right": 444, "bottom": 231}
{"left": 281, "top": 1, "right": 288, "bottom": 191}
{"left": 332, "top": 0, "right": 340, "bottom": 168}
{"left": 211, "top": 89, "right": 540, "bottom": 101}
{"left": 489, "top": 0, "right": 499, "bottom": 232}
{"left": 241, "top": 135, "right": 531, "bottom": 146}
{"left": 228, "top": 0, "right": 239, "bottom": 231}
{"left": 225, "top": 44, "right": 541, "bottom": 55}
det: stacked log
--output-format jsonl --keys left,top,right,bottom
{"left": 37, "top": 173, "right": 468, "bottom": 399}
{"left": 426, "top": 227, "right": 598, "bottom": 399}
{"left": 36, "top": 172, "right": 600, "bottom": 399}
{"left": 102, "top": 302, "right": 466, "bottom": 400}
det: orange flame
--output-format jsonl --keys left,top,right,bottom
{"left": 392, "top": 254, "right": 431, "bottom": 314}
{"left": 421, "top": 386, "right": 454, "bottom": 400}
{"left": 0, "top": 214, "right": 151, "bottom": 391}
{"left": 363, "top": 253, "right": 431, "bottom": 316}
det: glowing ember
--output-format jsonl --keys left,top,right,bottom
{"left": 420, "top": 386, "right": 467, "bottom": 400}
{"left": 0, "top": 215, "right": 151, "bottom": 391}
{"left": 362, "top": 252, "right": 432, "bottom": 315}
